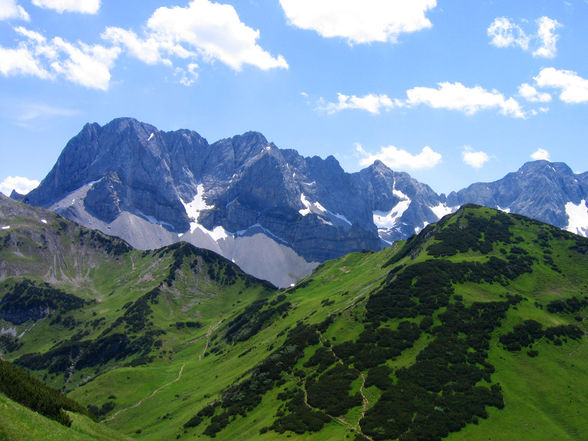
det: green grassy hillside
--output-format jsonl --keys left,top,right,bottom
{"left": 1, "top": 196, "right": 587, "bottom": 441}
{"left": 0, "top": 392, "right": 134, "bottom": 441}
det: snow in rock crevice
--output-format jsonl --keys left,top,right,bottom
{"left": 299, "top": 193, "right": 327, "bottom": 216}
{"left": 298, "top": 193, "right": 350, "bottom": 226}
{"left": 1, "top": 226, "right": 10, "bottom": 230}
{"left": 147, "top": 133, "right": 155, "bottom": 142}
{"left": 565, "top": 199, "right": 588, "bottom": 237}
{"left": 180, "top": 184, "right": 229, "bottom": 241}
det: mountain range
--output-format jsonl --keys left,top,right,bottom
{"left": 15, "top": 117, "right": 588, "bottom": 286}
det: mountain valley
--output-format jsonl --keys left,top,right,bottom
{"left": 1, "top": 194, "right": 586, "bottom": 441}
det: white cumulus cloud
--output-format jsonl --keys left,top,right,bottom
{"left": 405, "top": 82, "right": 526, "bottom": 118}
{"left": 356, "top": 143, "right": 442, "bottom": 170}
{"left": 0, "top": 0, "right": 28, "bottom": 20}
{"left": 31, "top": 0, "right": 100, "bottom": 14}
{"left": 462, "top": 146, "right": 490, "bottom": 168}
{"left": 318, "top": 93, "right": 400, "bottom": 114}
{"left": 0, "top": 176, "right": 39, "bottom": 196}
{"left": 279, "top": 0, "right": 437, "bottom": 44}
{"left": 534, "top": 67, "right": 588, "bottom": 103}
{"left": 531, "top": 148, "right": 550, "bottom": 161}
{"left": 488, "top": 16, "right": 561, "bottom": 58}
{"left": 518, "top": 83, "right": 551, "bottom": 102}
{"left": 103, "top": 0, "right": 287, "bottom": 75}
{"left": 0, "top": 26, "right": 120, "bottom": 90}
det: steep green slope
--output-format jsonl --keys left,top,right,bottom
{"left": 0, "top": 358, "right": 133, "bottom": 441}
{"left": 1, "top": 196, "right": 587, "bottom": 441}
{"left": 0, "top": 193, "right": 274, "bottom": 394}
{"left": 0, "top": 392, "right": 134, "bottom": 441}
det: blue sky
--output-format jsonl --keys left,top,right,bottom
{"left": 1, "top": 0, "right": 587, "bottom": 196}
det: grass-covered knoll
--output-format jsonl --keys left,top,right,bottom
{"left": 1, "top": 198, "right": 587, "bottom": 441}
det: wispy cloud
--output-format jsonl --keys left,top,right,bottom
{"left": 488, "top": 16, "right": 562, "bottom": 58}
{"left": 318, "top": 93, "right": 400, "bottom": 114}
{"left": 15, "top": 102, "right": 79, "bottom": 122}
{"left": 318, "top": 82, "right": 526, "bottom": 118}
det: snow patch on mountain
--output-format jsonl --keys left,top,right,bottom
{"left": 181, "top": 184, "right": 214, "bottom": 233}
{"left": 147, "top": 133, "right": 155, "bottom": 142}
{"left": 414, "top": 221, "right": 429, "bottom": 234}
{"left": 496, "top": 206, "right": 511, "bottom": 213}
{"left": 299, "top": 193, "right": 327, "bottom": 216}
{"left": 374, "top": 181, "right": 412, "bottom": 231}
{"left": 180, "top": 184, "right": 230, "bottom": 241}
{"left": 1, "top": 226, "right": 10, "bottom": 230}
{"left": 392, "top": 186, "right": 410, "bottom": 201}
{"left": 298, "top": 193, "right": 352, "bottom": 228}
{"left": 430, "top": 203, "right": 456, "bottom": 219}
{"left": 565, "top": 200, "right": 588, "bottom": 237}
{"left": 373, "top": 199, "right": 411, "bottom": 230}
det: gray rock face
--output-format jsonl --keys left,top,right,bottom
{"left": 351, "top": 161, "right": 445, "bottom": 242}
{"left": 20, "top": 118, "right": 588, "bottom": 285}
{"left": 24, "top": 118, "right": 393, "bottom": 266}
{"left": 447, "top": 161, "right": 588, "bottom": 232}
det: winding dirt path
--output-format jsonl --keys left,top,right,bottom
{"left": 359, "top": 373, "right": 370, "bottom": 419}
{"left": 104, "top": 363, "right": 185, "bottom": 422}
{"left": 199, "top": 319, "right": 224, "bottom": 360}
{"left": 304, "top": 331, "right": 374, "bottom": 440}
